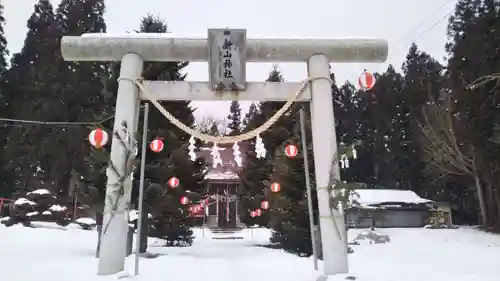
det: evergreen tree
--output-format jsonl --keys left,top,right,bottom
{"left": 238, "top": 102, "right": 269, "bottom": 226}
{"left": 0, "top": 3, "right": 11, "bottom": 196}
{"left": 242, "top": 103, "right": 258, "bottom": 128}
{"left": 267, "top": 72, "right": 363, "bottom": 256}
{"left": 445, "top": 0, "right": 500, "bottom": 227}
{"left": 401, "top": 43, "right": 444, "bottom": 195}
{"left": 2, "top": 0, "right": 109, "bottom": 199}
{"left": 47, "top": 0, "right": 111, "bottom": 255}
{"left": 267, "top": 107, "right": 316, "bottom": 256}
{"left": 370, "top": 66, "right": 406, "bottom": 188}
{"left": 115, "top": 15, "right": 204, "bottom": 247}
{"left": 2, "top": 0, "right": 61, "bottom": 194}
{"left": 227, "top": 101, "right": 242, "bottom": 135}
{"left": 334, "top": 81, "right": 363, "bottom": 184}
{"left": 209, "top": 123, "right": 219, "bottom": 135}
{"left": 238, "top": 67, "right": 290, "bottom": 226}
{"left": 48, "top": 0, "right": 109, "bottom": 201}
{"left": 259, "top": 66, "right": 295, "bottom": 153}
{"left": 0, "top": 4, "right": 7, "bottom": 77}
{"left": 350, "top": 66, "right": 406, "bottom": 188}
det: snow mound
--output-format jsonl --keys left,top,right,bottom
{"left": 2, "top": 190, "right": 70, "bottom": 227}
{"left": 27, "top": 189, "right": 51, "bottom": 195}
{"left": 76, "top": 218, "right": 96, "bottom": 225}
{"left": 14, "top": 198, "right": 36, "bottom": 206}
{"left": 353, "top": 229, "right": 391, "bottom": 244}
{"left": 75, "top": 217, "right": 97, "bottom": 230}
{"left": 128, "top": 210, "right": 153, "bottom": 222}
{"left": 49, "top": 205, "right": 67, "bottom": 212}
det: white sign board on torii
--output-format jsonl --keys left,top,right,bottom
{"left": 61, "top": 30, "right": 387, "bottom": 280}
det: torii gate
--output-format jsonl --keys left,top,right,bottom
{"left": 61, "top": 29, "right": 387, "bottom": 279}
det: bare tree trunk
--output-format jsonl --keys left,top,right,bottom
{"left": 95, "top": 212, "right": 103, "bottom": 258}
{"left": 139, "top": 205, "right": 148, "bottom": 253}
{"left": 473, "top": 170, "right": 488, "bottom": 225}
{"left": 126, "top": 226, "right": 134, "bottom": 256}
{"left": 373, "top": 162, "right": 379, "bottom": 183}
{"left": 485, "top": 182, "right": 496, "bottom": 226}
{"left": 495, "top": 189, "right": 500, "bottom": 228}
{"left": 68, "top": 171, "right": 77, "bottom": 204}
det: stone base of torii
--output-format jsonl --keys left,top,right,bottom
{"left": 60, "top": 30, "right": 388, "bottom": 280}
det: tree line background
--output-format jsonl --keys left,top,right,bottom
{"left": 0, "top": 0, "right": 500, "bottom": 257}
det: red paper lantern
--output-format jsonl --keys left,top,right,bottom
{"left": 261, "top": 200, "right": 270, "bottom": 210}
{"left": 285, "top": 144, "right": 298, "bottom": 158}
{"left": 88, "top": 128, "right": 108, "bottom": 148}
{"left": 270, "top": 182, "right": 281, "bottom": 193}
{"left": 250, "top": 211, "right": 257, "bottom": 217}
{"left": 150, "top": 138, "right": 164, "bottom": 152}
{"left": 255, "top": 209, "right": 262, "bottom": 216}
{"left": 358, "top": 71, "right": 376, "bottom": 90}
{"left": 168, "top": 177, "right": 179, "bottom": 188}
{"left": 180, "top": 196, "right": 189, "bottom": 205}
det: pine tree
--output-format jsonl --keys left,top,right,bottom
{"left": 334, "top": 81, "right": 364, "bottom": 184}
{"left": 369, "top": 66, "right": 406, "bottom": 188}
{"left": 44, "top": 0, "right": 109, "bottom": 201}
{"left": 0, "top": 3, "right": 11, "bottom": 196}
{"left": 265, "top": 69, "right": 365, "bottom": 256}
{"left": 227, "top": 101, "right": 242, "bottom": 135}
{"left": 260, "top": 66, "right": 294, "bottom": 153}
{"left": 238, "top": 67, "right": 289, "bottom": 226}
{"left": 0, "top": 4, "right": 7, "bottom": 77}
{"left": 209, "top": 123, "right": 219, "bottom": 135}
{"left": 242, "top": 103, "right": 257, "bottom": 128}
{"left": 350, "top": 66, "right": 407, "bottom": 188}
{"left": 2, "top": 0, "right": 61, "bottom": 194}
{"left": 445, "top": 0, "right": 500, "bottom": 227}
{"left": 401, "top": 43, "right": 443, "bottom": 194}
{"left": 267, "top": 107, "right": 316, "bottom": 256}
{"left": 45, "top": 0, "right": 111, "bottom": 255}
{"left": 118, "top": 15, "right": 204, "bottom": 247}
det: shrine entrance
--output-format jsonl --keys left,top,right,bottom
{"left": 205, "top": 182, "right": 241, "bottom": 229}
{"left": 197, "top": 142, "right": 246, "bottom": 230}
{"left": 61, "top": 29, "right": 387, "bottom": 279}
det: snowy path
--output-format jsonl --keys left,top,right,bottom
{"left": 0, "top": 224, "right": 318, "bottom": 281}
{"left": 1, "top": 223, "right": 500, "bottom": 281}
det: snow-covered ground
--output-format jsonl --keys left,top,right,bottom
{"left": 1, "top": 222, "right": 500, "bottom": 281}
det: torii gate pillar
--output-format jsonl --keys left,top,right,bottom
{"left": 61, "top": 31, "right": 388, "bottom": 279}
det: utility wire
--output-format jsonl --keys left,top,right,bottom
{"left": 394, "top": 0, "right": 455, "bottom": 43}
{"left": 416, "top": 8, "right": 456, "bottom": 39}
{"left": 0, "top": 115, "right": 114, "bottom": 127}
{"left": 346, "top": 1, "right": 457, "bottom": 82}
{"left": 0, "top": 103, "right": 149, "bottom": 128}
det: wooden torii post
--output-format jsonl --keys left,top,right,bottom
{"left": 61, "top": 30, "right": 387, "bottom": 279}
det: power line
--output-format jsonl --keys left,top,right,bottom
{"left": 346, "top": 0, "right": 458, "bottom": 82}
{"left": 416, "top": 8, "right": 456, "bottom": 39}
{"left": 394, "top": 0, "right": 455, "bottom": 44}
{"left": 0, "top": 115, "right": 114, "bottom": 127}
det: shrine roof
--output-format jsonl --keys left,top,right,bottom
{"left": 197, "top": 141, "right": 251, "bottom": 181}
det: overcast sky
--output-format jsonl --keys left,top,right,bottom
{"left": 2, "top": 0, "right": 457, "bottom": 121}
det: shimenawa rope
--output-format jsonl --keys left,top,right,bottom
{"left": 128, "top": 76, "right": 331, "bottom": 144}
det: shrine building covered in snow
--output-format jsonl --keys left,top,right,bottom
{"left": 196, "top": 141, "right": 250, "bottom": 230}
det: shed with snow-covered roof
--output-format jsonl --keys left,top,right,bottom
{"left": 346, "top": 189, "right": 434, "bottom": 228}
